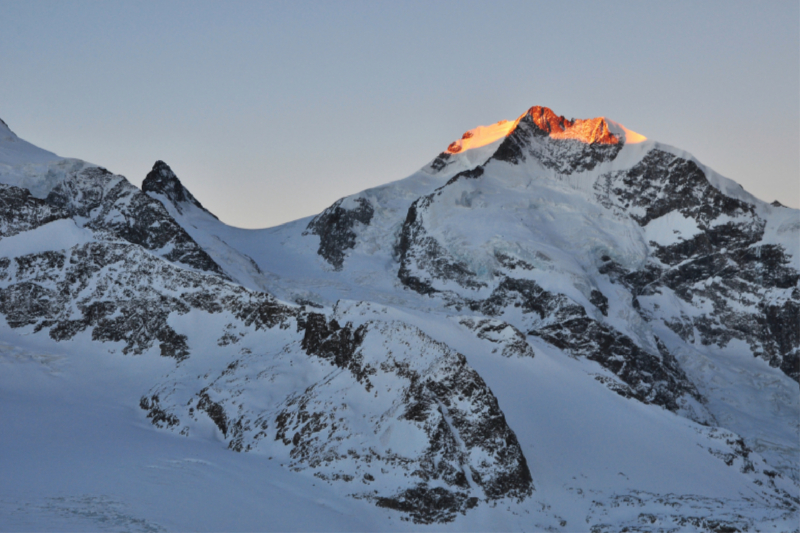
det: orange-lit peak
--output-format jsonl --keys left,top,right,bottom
{"left": 527, "top": 106, "right": 572, "bottom": 135}
{"left": 446, "top": 119, "right": 518, "bottom": 154}
{"left": 526, "top": 106, "right": 647, "bottom": 145}
{"left": 527, "top": 106, "right": 618, "bottom": 145}
{"left": 444, "top": 106, "right": 647, "bottom": 154}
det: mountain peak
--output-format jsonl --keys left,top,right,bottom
{"left": 523, "top": 105, "right": 653, "bottom": 145}
{"left": 444, "top": 106, "right": 646, "bottom": 156}
{"left": 526, "top": 106, "right": 571, "bottom": 134}
{"left": 142, "top": 160, "right": 217, "bottom": 219}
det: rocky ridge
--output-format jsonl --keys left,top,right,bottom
{"left": 45, "top": 165, "right": 226, "bottom": 277}
{"left": 142, "top": 160, "right": 218, "bottom": 219}
{"left": 595, "top": 149, "right": 798, "bottom": 382}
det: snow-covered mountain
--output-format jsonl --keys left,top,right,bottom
{"left": 0, "top": 107, "right": 797, "bottom": 532}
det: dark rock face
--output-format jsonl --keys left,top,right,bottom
{"left": 45, "top": 166, "right": 226, "bottom": 277}
{"left": 596, "top": 150, "right": 800, "bottom": 383}
{"left": 304, "top": 197, "right": 374, "bottom": 270}
{"left": 476, "top": 278, "right": 702, "bottom": 411}
{"left": 458, "top": 317, "right": 535, "bottom": 359}
{"left": 300, "top": 313, "right": 371, "bottom": 384}
{"left": 443, "top": 166, "right": 485, "bottom": 187}
{"left": 282, "top": 319, "right": 533, "bottom": 520}
{"left": 590, "top": 289, "right": 609, "bottom": 316}
{"left": 0, "top": 281, "right": 61, "bottom": 329}
{"left": 476, "top": 277, "right": 576, "bottom": 320}
{"left": 0, "top": 184, "right": 69, "bottom": 237}
{"left": 375, "top": 486, "right": 478, "bottom": 524}
{"left": 491, "top": 109, "right": 623, "bottom": 173}
{"left": 139, "top": 394, "right": 180, "bottom": 429}
{"left": 765, "top": 296, "right": 799, "bottom": 379}
{"left": 396, "top": 195, "right": 485, "bottom": 294}
{"left": 428, "top": 152, "right": 453, "bottom": 173}
{"left": 393, "top": 331, "right": 533, "bottom": 502}
{"left": 536, "top": 316, "right": 699, "bottom": 410}
{"left": 596, "top": 150, "right": 759, "bottom": 227}
{"left": 197, "top": 389, "right": 229, "bottom": 436}
{"left": 142, "top": 160, "right": 218, "bottom": 219}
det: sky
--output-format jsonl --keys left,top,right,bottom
{"left": 1, "top": 0, "right": 797, "bottom": 228}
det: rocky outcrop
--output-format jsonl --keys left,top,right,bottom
{"left": 458, "top": 317, "right": 535, "bottom": 359}
{"left": 0, "top": 184, "right": 69, "bottom": 237}
{"left": 396, "top": 193, "right": 485, "bottom": 294}
{"left": 45, "top": 166, "right": 226, "bottom": 277}
{"left": 596, "top": 150, "right": 799, "bottom": 383}
{"left": 526, "top": 106, "right": 620, "bottom": 145}
{"left": 476, "top": 277, "right": 704, "bottom": 412}
{"left": 491, "top": 106, "right": 623, "bottom": 173}
{"left": 0, "top": 239, "right": 293, "bottom": 360}
{"left": 596, "top": 150, "right": 759, "bottom": 227}
{"left": 304, "top": 197, "right": 374, "bottom": 270}
{"left": 142, "top": 160, "right": 218, "bottom": 218}
{"left": 428, "top": 151, "right": 452, "bottom": 172}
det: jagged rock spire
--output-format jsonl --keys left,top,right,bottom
{"left": 142, "top": 160, "right": 217, "bottom": 219}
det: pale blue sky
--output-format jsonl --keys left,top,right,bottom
{"left": 1, "top": 1, "right": 797, "bottom": 227}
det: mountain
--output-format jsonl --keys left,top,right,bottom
{"left": 0, "top": 107, "right": 797, "bottom": 532}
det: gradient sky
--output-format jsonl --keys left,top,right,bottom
{"left": 1, "top": 1, "right": 797, "bottom": 228}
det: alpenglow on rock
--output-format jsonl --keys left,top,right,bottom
{"left": 0, "top": 108, "right": 797, "bottom": 531}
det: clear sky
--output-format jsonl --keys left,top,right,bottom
{"left": 1, "top": 1, "right": 797, "bottom": 228}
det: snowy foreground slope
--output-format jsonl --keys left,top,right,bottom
{"left": 0, "top": 108, "right": 798, "bottom": 532}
